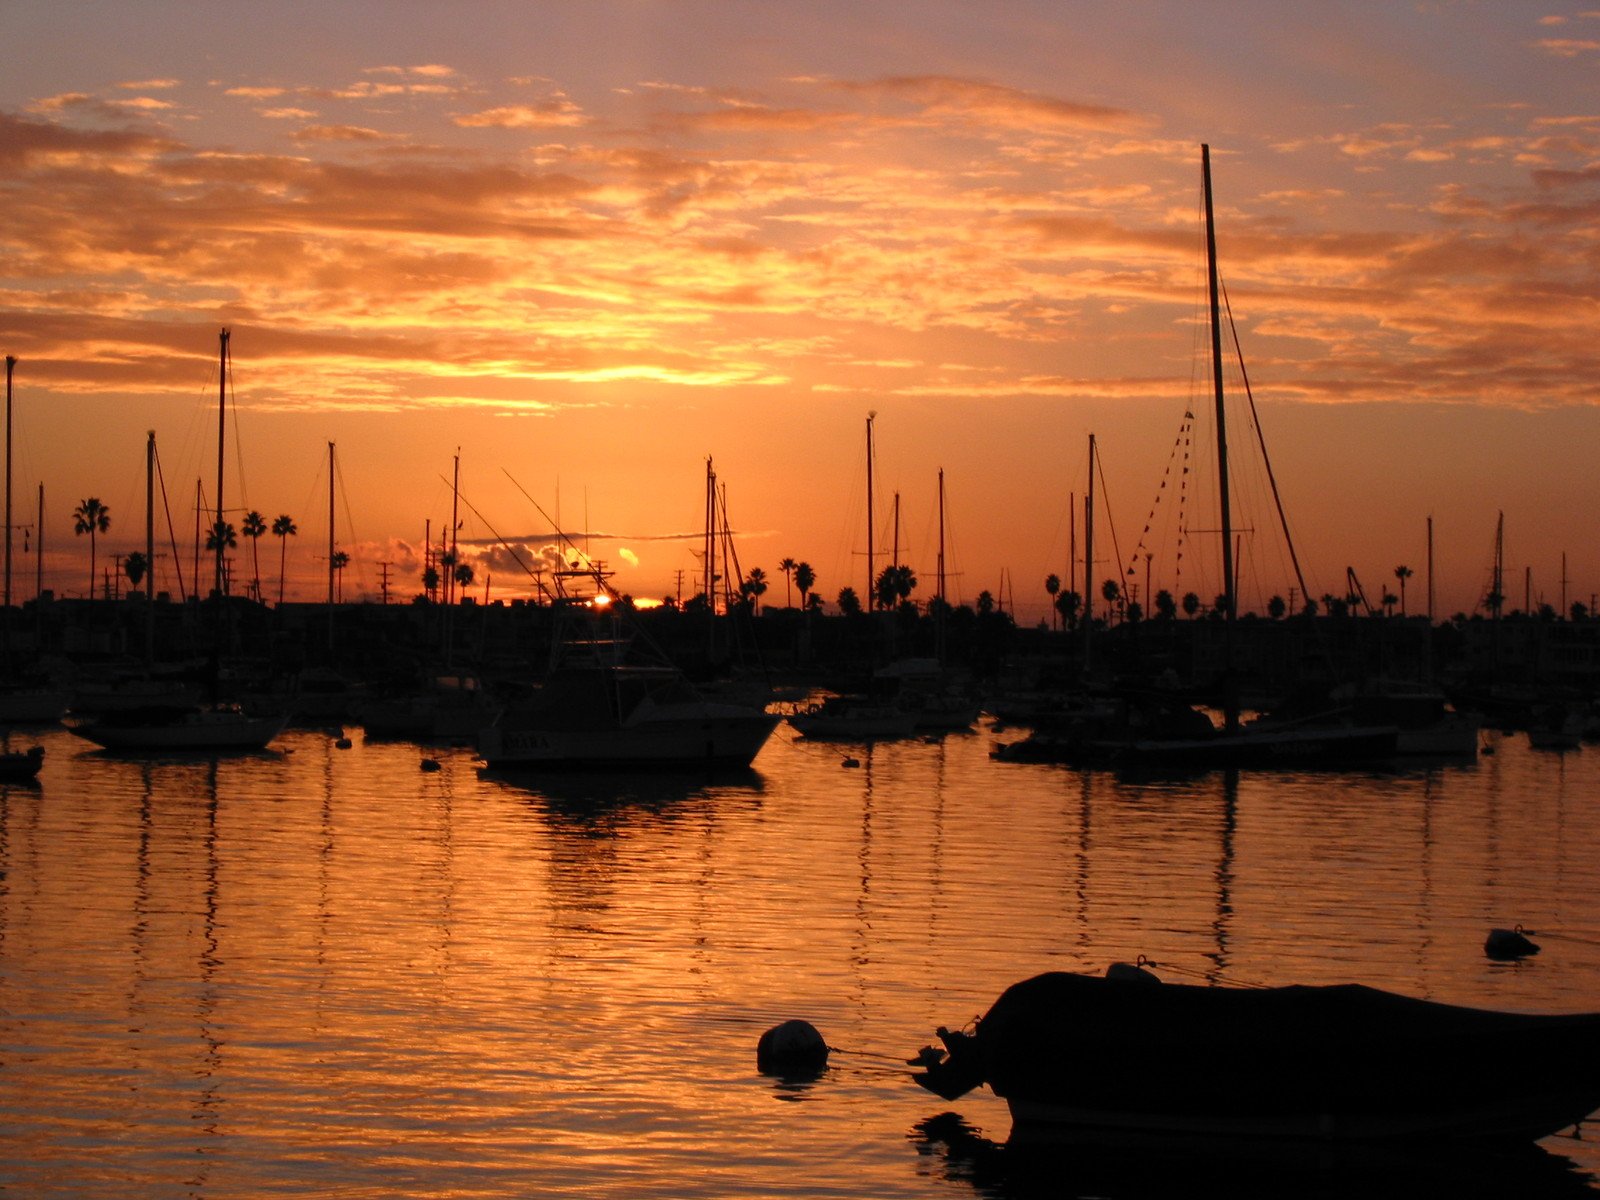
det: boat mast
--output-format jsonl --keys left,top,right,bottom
{"left": 865, "top": 412, "right": 876, "bottom": 612}
{"left": 1083, "top": 433, "right": 1094, "bottom": 674}
{"left": 327, "top": 442, "right": 336, "bottom": 606}
{"left": 1202, "top": 144, "right": 1238, "bottom": 730}
{"left": 4, "top": 355, "right": 13, "bottom": 611}
{"left": 215, "top": 328, "right": 229, "bottom": 600}
{"left": 936, "top": 468, "right": 946, "bottom": 663}
{"left": 146, "top": 430, "right": 155, "bottom": 661}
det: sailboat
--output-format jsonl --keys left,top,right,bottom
{"left": 0, "top": 357, "right": 70, "bottom": 726}
{"left": 70, "top": 329, "right": 286, "bottom": 752}
{"left": 1084, "top": 148, "right": 1396, "bottom": 769}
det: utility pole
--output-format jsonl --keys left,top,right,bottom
{"left": 378, "top": 560, "right": 393, "bottom": 604}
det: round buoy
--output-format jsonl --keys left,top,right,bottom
{"left": 757, "top": 1019, "right": 830, "bottom": 1076}
{"left": 420, "top": 758, "right": 442, "bottom": 773}
{"left": 1485, "top": 927, "right": 1540, "bottom": 960}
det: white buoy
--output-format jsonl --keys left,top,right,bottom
{"left": 757, "top": 1019, "right": 830, "bottom": 1076}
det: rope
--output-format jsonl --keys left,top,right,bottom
{"left": 1134, "top": 954, "right": 1273, "bottom": 990}
{"left": 1512, "top": 925, "right": 1600, "bottom": 950}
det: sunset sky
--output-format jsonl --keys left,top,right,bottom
{"left": 5, "top": 2, "right": 1600, "bottom": 622}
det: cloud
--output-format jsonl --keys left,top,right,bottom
{"left": 454, "top": 100, "right": 586, "bottom": 129}
{"left": 291, "top": 124, "right": 395, "bottom": 143}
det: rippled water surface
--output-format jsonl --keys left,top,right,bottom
{"left": 4, "top": 721, "right": 1600, "bottom": 1197}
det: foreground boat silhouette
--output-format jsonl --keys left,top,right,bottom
{"left": 912, "top": 967, "right": 1600, "bottom": 1143}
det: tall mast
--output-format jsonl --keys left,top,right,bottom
{"left": 327, "top": 442, "right": 336, "bottom": 605}
{"left": 1203, "top": 144, "right": 1238, "bottom": 730}
{"left": 4, "top": 354, "right": 13, "bottom": 611}
{"left": 936, "top": 468, "right": 946, "bottom": 664}
{"left": 865, "top": 412, "right": 876, "bottom": 611}
{"left": 145, "top": 430, "right": 156, "bottom": 661}
{"left": 35, "top": 483, "right": 42, "bottom": 602}
{"left": 449, "top": 449, "right": 461, "bottom": 607}
{"left": 1083, "top": 433, "right": 1095, "bottom": 673}
{"left": 215, "top": 328, "right": 229, "bottom": 599}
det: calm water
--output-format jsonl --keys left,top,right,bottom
{"left": 3, "top": 719, "right": 1600, "bottom": 1198}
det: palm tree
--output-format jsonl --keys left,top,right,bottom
{"left": 740, "top": 566, "right": 769, "bottom": 613}
{"left": 205, "top": 520, "right": 238, "bottom": 596}
{"left": 1394, "top": 565, "right": 1413, "bottom": 616}
{"left": 836, "top": 585, "right": 861, "bottom": 616}
{"left": 1057, "top": 589, "right": 1081, "bottom": 630}
{"left": 874, "top": 564, "right": 917, "bottom": 611}
{"left": 778, "top": 556, "right": 796, "bottom": 609}
{"left": 242, "top": 510, "right": 267, "bottom": 602}
{"left": 422, "top": 564, "right": 440, "bottom": 600}
{"left": 330, "top": 549, "right": 350, "bottom": 603}
{"left": 73, "top": 497, "right": 111, "bottom": 598}
{"left": 271, "top": 513, "right": 297, "bottom": 606}
{"left": 1267, "top": 594, "right": 1287, "bottom": 620}
{"left": 1044, "top": 573, "right": 1061, "bottom": 630}
{"left": 1155, "top": 589, "right": 1177, "bottom": 621}
{"left": 1101, "top": 578, "right": 1121, "bottom": 623}
{"left": 1182, "top": 591, "right": 1201, "bottom": 620}
{"left": 794, "top": 561, "right": 816, "bottom": 611}
{"left": 453, "top": 559, "right": 475, "bottom": 600}
{"left": 124, "top": 550, "right": 148, "bottom": 594}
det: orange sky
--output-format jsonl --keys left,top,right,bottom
{"left": 5, "top": 2, "right": 1600, "bottom": 623}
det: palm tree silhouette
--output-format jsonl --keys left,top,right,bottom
{"left": 1394, "top": 565, "right": 1413, "bottom": 617}
{"left": 271, "top": 514, "right": 297, "bottom": 606}
{"left": 453, "top": 559, "right": 474, "bottom": 600}
{"left": 242, "top": 510, "right": 267, "bottom": 602}
{"left": 73, "top": 497, "right": 111, "bottom": 598}
{"left": 778, "top": 556, "right": 796, "bottom": 609}
{"left": 794, "top": 561, "right": 816, "bottom": 611}
{"left": 874, "top": 564, "right": 917, "bottom": 611}
{"left": 205, "top": 520, "right": 238, "bottom": 596}
{"left": 1045, "top": 573, "right": 1061, "bottom": 630}
{"left": 741, "top": 566, "right": 769, "bottom": 613}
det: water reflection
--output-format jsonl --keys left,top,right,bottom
{"left": 912, "top": 1112, "right": 1600, "bottom": 1199}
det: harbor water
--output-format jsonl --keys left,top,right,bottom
{"left": 4, "top": 719, "right": 1600, "bottom": 1197}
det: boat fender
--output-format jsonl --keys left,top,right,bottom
{"left": 1485, "top": 927, "right": 1540, "bottom": 960}
{"left": 1106, "top": 961, "right": 1162, "bottom": 985}
{"left": 335, "top": 737, "right": 353, "bottom": 750}
{"left": 841, "top": 757, "right": 861, "bottom": 769}
{"left": 420, "top": 758, "right": 442, "bottom": 772}
{"left": 757, "top": 1019, "right": 830, "bottom": 1076}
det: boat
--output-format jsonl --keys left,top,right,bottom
{"left": 1330, "top": 679, "right": 1481, "bottom": 756}
{"left": 786, "top": 694, "right": 918, "bottom": 740}
{"left": 0, "top": 744, "right": 44, "bottom": 780}
{"left": 68, "top": 329, "right": 285, "bottom": 754}
{"left": 0, "top": 684, "right": 70, "bottom": 723}
{"left": 70, "top": 704, "right": 286, "bottom": 752}
{"left": 1080, "top": 147, "right": 1398, "bottom": 770}
{"left": 480, "top": 658, "right": 779, "bottom": 769}
{"left": 477, "top": 518, "right": 778, "bottom": 769}
{"left": 361, "top": 671, "right": 498, "bottom": 741}
{"left": 912, "top": 966, "right": 1600, "bottom": 1143}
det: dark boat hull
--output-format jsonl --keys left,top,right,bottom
{"left": 917, "top": 971, "right": 1600, "bottom": 1143}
